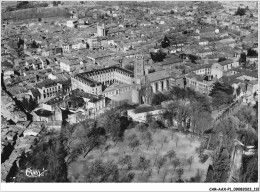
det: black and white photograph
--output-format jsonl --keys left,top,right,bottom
{"left": 1, "top": 1, "right": 258, "bottom": 191}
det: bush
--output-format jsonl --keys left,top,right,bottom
{"left": 218, "top": 57, "right": 227, "bottom": 62}
{"left": 6, "top": 6, "right": 15, "bottom": 12}
{"left": 151, "top": 92, "right": 169, "bottom": 105}
{"left": 150, "top": 50, "right": 166, "bottom": 62}
{"left": 235, "top": 7, "right": 246, "bottom": 16}
{"left": 247, "top": 48, "right": 258, "bottom": 56}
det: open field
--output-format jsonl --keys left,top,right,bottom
{"left": 68, "top": 128, "right": 212, "bottom": 182}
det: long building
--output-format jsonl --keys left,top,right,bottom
{"left": 71, "top": 66, "right": 134, "bottom": 95}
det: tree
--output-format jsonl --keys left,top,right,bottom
{"left": 193, "top": 94, "right": 211, "bottom": 113}
{"left": 21, "top": 96, "right": 38, "bottom": 112}
{"left": 239, "top": 52, "right": 247, "bottom": 63}
{"left": 161, "top": 169, "right": 168, "bottom": 182}
{"left": 210, "top": 82, "right": 234, "bottom": 110}
{"left": 38, "top": 18, "right": 42, "bottom": 22}
{"left": 234, "top": 106, "right": 254, "bottom": 125}
{"left": 176, "top": 167, "right": 184, "bottom": 181}
{"left": 176, "top": 104, "right": 191, "bottom": 131}
{"left": 17, "top": 38, "right": 24, "bottom": 49}
{"left": 137, "top": 123, "right": 148, "bottom": 133}
{"left": 151, "top": 92, "right": 169, "bottom": 105}
{"left": 80, "top": 159, "right": 119, "bottom": 182}
{"left": 205, "top": 165, "right": 214, "bottom": 182}
{"left": 14, "top": 131, "right": 68, "bottom": 182}
{"left": 210, "top": 82, "right": 234, "bottom": 96}
{"left": 124, "top": 64, "right": 134, "bottom": 72}
{"left": 170, "top": 129, "right": 175, "bottom": 140}
{"left": 170, "top": 86, "right": 186, "bottom": 101}
{"left": 187, "top": 156, "right": 194, "bottom": 170}
{"left": 211, "top": 91, "right": 233, "bottom": 110}
{"left": 144, "top": 169, "right": 153, "bottom": 182}
{"left": 172, "top": 158, "right": 181, "bottom": 171}
{"left": 129, "top": 138, "right": 140, "bottom": 152}
{"left": 154, "top": 149, "right": 161, "bottom": 163}
{"left": 188, "top": 54, "right": 199, "bottom": 63}
{"left": 247, "top": 48, "right": 258, "bottom": 56}
{"left": 121, "top": 172, "right": 135, "bottom": 182}
{"left": 148, "top": 67, "right": 156, "bottom": 74}
{"left": 101, "top": 144, "right": 111, "bottom": 156}
{"left": 155, "top": 156, "right": 167, "bottom": 174}
{"left": 189, "top": 169, "right": 204, "bottom": 182}
{"left": 137, "top": 156, "right": 151, "bottom": 176}
{"left": 118, "top": 155, "right": 132, "bottom": 172}
{"left": 67, "top": 121, "right": 106, "bottom": 160}
{"left": 240, "top": 152, "right": 258, "bottom": 182}
{"left": 6, "top": 6, "right": 15, "bottom": 12}
{"left": 213, "top": 148, "right": 230, "bottom": 182}
{"left": 188, "top": 134, "right": 196, "bottom": 146}
{"left": 148, "top": 120, "right": 160, "bottom": 135}
{"left": 218, "top": 57, "right": 227, "bottom": 62}
{"left": 158, "top": 135, "right": 168, "bottom": 149}
{"left": 190, "top": 111, "right": 212, "bottom": 135}
{"left": 31, "top": 40, "right": 39, "bottom": 49}
{"left": 150, "top": 50, "right": 167, "bottom": 62}
{"left": 128, "top": 133, "right": 137, "bottom": 145}
{"left": 142, "top": 132, "right": 153, "bottom": 150}
{"left": 173, "top": 134, "right": 179, "bottom": 147}
{"left": 161, "top": 36, "right": 170, "bottom": 48}
{"left": 235, "top": 7, "right": 246, "bottom": 16}
{"left": 53, "top": 1, "right": 61, "bottom": 6}
{"left": 17, "top": 1, "right": 30, "bottom": 9}
{"left": 215, "top": 116, "right": 239, "bottom": 153}
{"left": 166, "top": 149, "right": 176, "bottom": 162}
{"left": 104, "top": 111, "right": 126, "bottom": 145}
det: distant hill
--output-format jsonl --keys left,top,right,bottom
{"left": 2, "top": 7, "right": 71, "bottom": 21}
{"left": 1, "top": 1, "right": 17, "bottom": 10}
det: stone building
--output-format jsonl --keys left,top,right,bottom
{"left": 185, "top": 73, "right": 215, "bottom": 95}
{"left": 71, "top": 74, "right": 102, "bottom": 95}
{"left": 71, "top": 66, "right": 134, "bottom": 95}
{"left": 97, "top": 23, "right": 106, "bottom": 37}
{"left": 36, "top": 79, "right": 63, "bottom": 102}
{"left": 146, "top": 69, "right": 183, "bottom": 94}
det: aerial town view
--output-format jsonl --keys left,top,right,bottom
{"left": 1, "top": 1, "right": 258, "bottom": 185}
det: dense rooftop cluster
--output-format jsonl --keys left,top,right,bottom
{"left": 1, "top": 1, "right": 258, "bottom": 184}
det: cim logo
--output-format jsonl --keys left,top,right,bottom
{"left": 25, "top": 167, "right": 47, "bottom": 177}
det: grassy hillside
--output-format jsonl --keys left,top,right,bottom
{"left": 68, "top": 130, "right": 212, "bottom": 182}
{"left": 2, "top": 7, "right": 71, "bottom": 20}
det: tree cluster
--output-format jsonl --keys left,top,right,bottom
{"left": 17, "top": 1, "right": 48, "bottom": 10}
{"left": 150, "top": 50, "right": 167, "bottom": 62}
{"left": 21, "top": 96, "right": 38, "bottom": 112}
{"left": 74, "top": 159, "right": 120, "bottom": 182}
{"left": 65, "top": 121, "right": 107, "bottom": 163}
{"left": 14, "top": 127, "right": 68, "bottom": 182}
{"left": 218, "top": 57, "right": 227, "bottom": 62}
{"left": 124, "top": 64, "right": 134, "bottom": 72}
{"left": 31, "top": 40, "right": 39, "bottom": 49}
{"left": 151, "top": 92, "right": 169, "bottom": 105}
{"left": 235, "top": 7, "right": 246, "bottom": 16}
{"left": 188, "top": 54, "right": 200, "bottom": 64}
{"left": 161, "top": 36, "right": 170, "bottom": 48}
{"left": 247, "top": 48, "right": 258, "bottom": 56}
{"left": 209, "top": 82, "right": 235, "bottom": 110}
{"left": 17, "top": 38, "right": 24, "bottom": 49}
{"left": 6, "top": 6, "right": 15, "bottom": 12}
{"left": 151, "top": 86, "right": 212, "bottom": 132}
{"left": 53, "top": 1, "right": 61, "bottom": 6}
